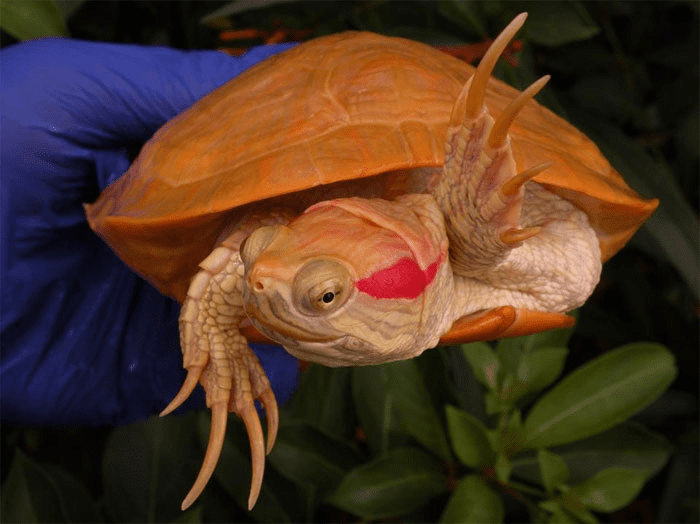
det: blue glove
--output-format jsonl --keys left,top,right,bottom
{"left": 1, "top": 38, "right": 299, "bottom": 426}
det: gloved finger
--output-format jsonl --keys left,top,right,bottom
{"left": 1, "top": 39, "right": 295, "bottom": 192}
{"left": 1, "top": 38, "right": 296, "bottom": 148}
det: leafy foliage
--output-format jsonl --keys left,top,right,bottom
{"left": 1, "top": 1, "right": 697, "bottom": 522}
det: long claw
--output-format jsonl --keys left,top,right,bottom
{"left": 501, "top": 162, "right": 552, "bottom": 197}
{"left": 240, "top": 402, "right": 265, "bottom": 511}
{"left": 465, "top": 12, "right": 528, "bottom": 118}
{"left": 501, "top": 226, "right": 541, "bottom": 245}
{"left": 181, "top": 402, "right": 228, "bottom": 510}
{"left": 260, "top": 388, "right": 279, "bottom": 454}
{"left": 488, "top": 75, "right": 550, "bottom": 148}
{"left": 160, "top": 365, "right": 204, "bottom": 417}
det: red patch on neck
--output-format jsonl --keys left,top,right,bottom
{"left": 356, "top": 256, "right": 442, "bottom": 299}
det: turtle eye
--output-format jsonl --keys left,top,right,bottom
{"left": 293, "top": 259, "right": 353, "bottom": 315}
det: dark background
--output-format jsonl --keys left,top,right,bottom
{"left": 1, "top": 1, "right": 698, "bottom": 522}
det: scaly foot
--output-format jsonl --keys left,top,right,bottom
{"left": 434, "top": 13, "right": 551, "bottom": 275}
{"left": 160, "top": 243, "right": 278, "bottom": 511}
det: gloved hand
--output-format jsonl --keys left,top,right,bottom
{"left": 0, "top": 38, "right": 299, "bottom": 426}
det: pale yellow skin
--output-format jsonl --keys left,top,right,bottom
{"left": 159, "top": 14, "right": 603, "bottom": 511}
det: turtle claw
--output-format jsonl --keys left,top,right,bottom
{"left": 239, "top": 401, "right": 266, "bottom": 510}
{"left": 464, "top": 12, "right": 528, "bottom": 119}
{"left": 260, "top": 388, "right": 279, "bottom": 454}
{"left": 501, "top": 226, "right": 541, "bottom": 245}
{"left": 160, "top": 365, "right": 205, "bottom": 417}
{"left": 501, "top": 162, "right": 551, "bottom": 197}
{"left": 181, "top": 402, "right": 228, "bottom": 510}
{"left": 174, "top": 365, "right": 277, "bottom": 512}
{"left": 487, "top": 75, "right": 550, "bottom": 148}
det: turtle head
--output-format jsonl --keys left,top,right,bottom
{"left": 240, "top": 196, "right": 453, "bottom": 366}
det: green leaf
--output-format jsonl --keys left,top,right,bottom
{"left": 416, "top": 348, "right": 458, "bottom": 416}
{"left": 512, "top": 422, "right": 672, "bottom": 486}
{"left": 1, "top": 449, "right": 98, "bottom": 523}
{"left": 446, "top": 345, "right": 489, "bottom": 422}
{"left": 493, "top": 409, "right": 525, "bottom": 457}
{"left": 200, "top": 0, "right": 298, "bottom": 24}
{"left": 461, "top": 342, "right": 499, "bottom": 390}
{"left": 445, "top": 405, "right": 494, "bottom": 468}
{"left": 0, "top": 0, "right": 68, "bottom": 40}
{"left": 485, "top": 391, "right": 502, "bottom": 415}
{"left": 522, "top": 1, "right": 599, "bottom": 46}
{"left": 573, "top": 467, "right": 648, "bottom": 512}
{"left": 171, "top": 506, "right": 204, "bottom": 523}
{"left": 102, "top": 413, "right": 203, "bottom": 523}
{"left": 436, "top": 0, "right": 486, "bottom": 38}
{"left": 517, "top": 347, "right": 569, "bottom": 398}
{"left": 493, "top": 330, "right": 573, "bottom": 407}
{"left": 326, "top": 447, "right": 446, "bottom": 519}
{"left": 523, "top": 343, "right": 676, "bottom": 448}
{"left": 656, "top": 426, "right": 699, "bottom": 523}
{"left": 285, "top": 365, "right": 353, "bottom": 438}
{"left": 538, "top": 449, "right": 569, "bottom": 495}
{"left": 559, "top": 491, "right": 599, "bottom": 523}
{"left": 539, "top": 498, "right": 586, "bottom": 523}
{"left": 440, "top": 474, "right": 504, "bottom": 523}
{"left": 545, "top": 506, "right": 580, "bottom": 523}
{"left": 353, "top": 360, "right": 451, "bottom": 460}
{"left": 494, "top": 453, "right": 512, "bottom": 483}
{"left": 495, "top": 338, "right": 525, "bottom": 379}
{"left": 384, "top": 359, "right": 452, "bottom": 461}
{"left": 499, "top": 347, "right": 569, "bottom": 406}
{"left": 352, "top": 365, "right": 405, "bottom": 455}
{"left": 539, "top": 498, "right": 593, "bottom": 523}
{"left": 267, "top": 421, "right": 362, "bottom": 497}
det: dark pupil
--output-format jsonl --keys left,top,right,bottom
{"left": 322, "top": 292, "right": 335, "bottom": 304}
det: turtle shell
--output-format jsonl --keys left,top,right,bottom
{"left": 86, "top": 31, "right": 657, "bottom": 303}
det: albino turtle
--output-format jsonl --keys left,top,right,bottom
{"left": 86, "top": 14, "right": 658, "bottom": 511}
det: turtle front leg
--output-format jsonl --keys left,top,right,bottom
{"left": 161, "top": 214, "right": 290, "bottom": 511}
{"left": 434, "top": 13, "right": 550, "bottom": 276}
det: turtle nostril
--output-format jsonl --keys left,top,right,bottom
{"left": 247, "top": 268, "right": 268, "bottom": 293}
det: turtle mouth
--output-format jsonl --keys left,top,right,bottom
{"left": 244, "top": 291, "right": 340, "bottom": 344}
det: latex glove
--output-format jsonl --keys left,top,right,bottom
{"left": 1, "top": 38, "right": 299, "bottom": 426}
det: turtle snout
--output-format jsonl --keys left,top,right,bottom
{"left": 242, "top": 264, "right": 278, "bottom": 324}
{"left": 246, "top": 266, "right": 272, "bottom": 294}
